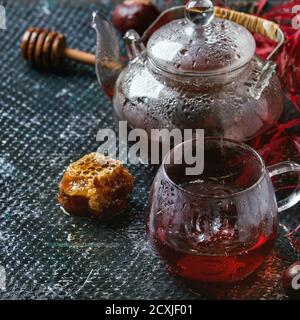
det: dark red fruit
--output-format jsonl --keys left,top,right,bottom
{"left": 112, "top": 0, "right": 160, "bottom": 35}
{"left": 282, "top": 261, "right": 300, "bottom": 297}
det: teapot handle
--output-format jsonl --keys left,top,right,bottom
{"left": 142, "top": 6, "right": 284, "bottom": 54}
{"left": 141, "top": 5, "right": 285, "bottom": 99}
{"left": 215, "top": 7, "right": 281, "bottom": 43}
{"left": 214, "top": 7, "right": 285, "bottom": 100}
{"left": 214, "top": 7, "right": 285, "bottom": 61}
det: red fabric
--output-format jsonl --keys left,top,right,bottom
{"left": 249, "top": 1, "right": 300, "bottom": 164}
{"left": 255, "top": 1, "right": 300, "bottom": 101}
{"left": 253, "top": 1, "right": 300, "bottom": 250}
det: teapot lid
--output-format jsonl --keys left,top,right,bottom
{"left": 147, "top": 0, "right": 256, "bottom": 75}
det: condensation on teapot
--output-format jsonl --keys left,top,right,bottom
{"left": 93, "top": 1, "right": 284, "bottom": 142}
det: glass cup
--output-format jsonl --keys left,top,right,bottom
{"left": 146, "top": 137, "right": 300, "bottom": 283}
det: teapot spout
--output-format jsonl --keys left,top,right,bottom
{"left": 92, "top": 11, "right": 123, "bottom": 98}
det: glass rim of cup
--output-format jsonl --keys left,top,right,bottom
{"left": 162, "top": 137, "right": 267, "bottom": 200}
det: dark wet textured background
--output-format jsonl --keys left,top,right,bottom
{"left": 0, "top": 0, "right": 299, "bottom": 299}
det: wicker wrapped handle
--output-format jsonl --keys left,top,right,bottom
{"left": 143, "top": 5, "right": 283, "bottom": 45}
{"left": 214, "top": 7, "right": 280, "bottom": 42}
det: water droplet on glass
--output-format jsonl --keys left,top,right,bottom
{"left": 180, "top": 48, "right": 188, "bottom": 56}
{"left": 240, "top": 200, "right": 246, "bottom": 208}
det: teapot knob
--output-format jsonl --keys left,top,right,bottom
{"left": 185, "top": 0, "right": 214, "bottom": 27}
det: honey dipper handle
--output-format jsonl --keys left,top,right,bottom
{"left": 64, "top": 48, "right": 96, "bottom": 65}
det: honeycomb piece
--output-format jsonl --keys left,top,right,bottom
{"left": 58, "top": 152, "right": 134, "bottom": 219}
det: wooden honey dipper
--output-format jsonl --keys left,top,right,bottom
{"left": 20, "top": 27, "right": 96, "bottom": 67}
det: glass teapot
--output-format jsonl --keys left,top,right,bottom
{"left": 92, "top": 0, "right": 285, "bottom": 141}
